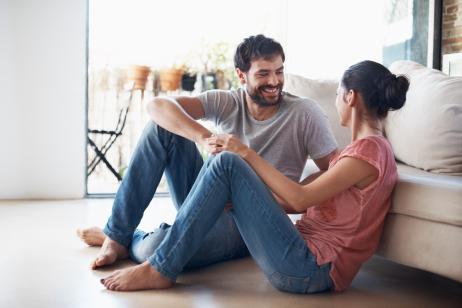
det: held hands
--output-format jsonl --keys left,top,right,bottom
{"left": 205, "top": 134, "right": 250, "bottom": 157}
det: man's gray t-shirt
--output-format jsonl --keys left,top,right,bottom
{"left": 197, "top": 87, "right": 337, "bottom": 181}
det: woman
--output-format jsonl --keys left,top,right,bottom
{"left": 99, "top": 60, "right": 409, "bottom": 293}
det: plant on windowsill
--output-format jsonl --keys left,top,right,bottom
{"left": 180, "top": 65, "right": 198, "bottom": 92}
{"left": 158, "top": 67, "right": 183, "bottom": 92}
{"left": 200, "top": 41, "right": 239, "bottom": 90}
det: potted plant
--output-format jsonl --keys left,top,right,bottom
{"left": 178, "top": 54, "right": 201, "bottom": 92}
{"left": 158, "top": 67, "right": 183, "bottom": 92}
{"left": 181, "top": 66, "right": 198, "bottom": 92}
{"left": 199, "top": 42, "right": 238, "bottom": 90}
{"left": 126, "top": 65, "right": 151, "bottom": 91}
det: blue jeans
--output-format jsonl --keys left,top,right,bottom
{"left": 104, "top": 122, "right": 248, "bottom": 268}
{"left": 104, "top": 122, "right": 333, "bottom": 293}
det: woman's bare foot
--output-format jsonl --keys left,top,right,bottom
{"left": 77, "top": 227, "right": 106, "bottom": 246}
{"left": 101, "top": 261, "right": 173, "bottom": 291}
{"left": 91, "top": 237, "right": 129, "bottom": 269}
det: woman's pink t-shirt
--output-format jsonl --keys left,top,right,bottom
{"left": 295, "top": 135, "right": 397, "bottom": 291}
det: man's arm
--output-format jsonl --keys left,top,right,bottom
{"left": 145, "top": 96, "right": 212, "bottom": 146}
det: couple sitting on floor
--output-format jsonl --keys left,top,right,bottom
{"left": 77, "top": 34, "right": 409, "bottom": 293}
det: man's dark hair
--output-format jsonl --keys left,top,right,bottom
{"left": 234, "top": 34, "right": 285, "bottom": 72}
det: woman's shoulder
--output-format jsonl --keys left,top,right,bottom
{"left": 344, "top": 135, "right": 389, "bottom": 153}
{"left": 337, "top": 135, "right": 394, "bottom": 172}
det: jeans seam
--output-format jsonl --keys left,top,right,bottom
{"left": 226, "top": 163, "right": 293, "bottom": 245}
{"left": 155, "top": 171, "right": 227, "bottom": 277}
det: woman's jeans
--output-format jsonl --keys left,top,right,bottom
{"left": 103, "top": 121, "right": 333, "bottom": 294}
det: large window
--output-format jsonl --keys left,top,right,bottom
{"left": 87, "top": 0, "right": 439, "bottom": 195}
{"left": 382, "top": 0, "right": 439, "bottom": 67}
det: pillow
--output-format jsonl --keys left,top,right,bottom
{"left": 385, "top": 60, "right": 462, "bottom": 175}
{"left": 284, "top": 74, "right": 350, "bottom": 148}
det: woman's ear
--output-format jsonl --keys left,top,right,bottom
{"left": 346, "top": 90, "right": 357, "bottom": 107}
{"left": 236, "top": 68, "right": 246, "bottom": 85}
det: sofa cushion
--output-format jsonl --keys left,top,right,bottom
{"left": 385, "top": 60, "right": 462, "bottom": 175}
{"left": 377, "top": 213, "right": 462, "bottom": 283}
{"left": 391, "top": 163, "right": 462, "bottom": 226}
{"left": 284, "top": 74, "right": 350, "bottom": 148}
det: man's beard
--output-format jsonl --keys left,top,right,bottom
{"left": 246, "top": 84, "right": 283, "bottom": 107}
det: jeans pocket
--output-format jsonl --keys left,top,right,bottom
{"left": 268, "top": 270, "right": 332, "bottom": 294}
{"left": 268, "top": 271, "right": 312, "bottom": 294}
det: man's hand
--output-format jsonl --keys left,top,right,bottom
{"left": 206, "top": 134, "right": 250, "bottom": 157}
{"left": 196, "top": 133, "right": 217, "bottom": 154}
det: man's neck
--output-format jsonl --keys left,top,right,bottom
{"left": 245, "top": 94, "right": 280, "bottom": 121}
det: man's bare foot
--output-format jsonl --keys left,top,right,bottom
{"left": 77, "top": 227, "right": 106, "bottom": 246}
{"left": 91, "top": 237, "right": 129, "bottom": 269}
{"left": 101, "top": 261, "right": 173, "bottom": 291}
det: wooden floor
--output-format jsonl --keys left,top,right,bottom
{"left": 0, "top": 198, "right": 460, "bottom": 308}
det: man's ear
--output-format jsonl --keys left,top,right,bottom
{"left": 236, "top": 68, "right": 246, "bottom": 85}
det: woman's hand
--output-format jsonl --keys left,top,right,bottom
{"left": 206, "top": 134, "right": 250, "bottom": 157}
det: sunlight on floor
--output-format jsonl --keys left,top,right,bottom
{"left": 0, "top": 198, "right": 460, "bottom": 308}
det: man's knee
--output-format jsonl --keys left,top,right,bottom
{"left": 140, "top": 120, "right": 178, "bottom": 147}
{"left": 142, "top": 120, "right": 164, "bottom": 137}
{"left": 140, "top": 120, "right": 159, "bottom": 140}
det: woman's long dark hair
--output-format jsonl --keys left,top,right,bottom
{"left": 341, "top": 60, "right": 409, "bottom": 118}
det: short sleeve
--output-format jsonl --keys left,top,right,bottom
{"left": 303, "top": 101, "right": 338, "bottom": 160}
{"left": 338, "top": 137, "right": 384, "bottom": 176}
{"left": 197, "top": 90, "right": 236, "bottom": 124}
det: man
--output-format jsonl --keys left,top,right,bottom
{"left": 78, "top": 34, "right": 337, "bottom": 275}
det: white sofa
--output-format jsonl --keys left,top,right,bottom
{"left": 284, "top": 60, "right": 462, "bottom": 283}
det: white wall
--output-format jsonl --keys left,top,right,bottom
{"left": 0, "top": 0, "right": 87, "bottom": 199}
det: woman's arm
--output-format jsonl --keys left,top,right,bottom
{"left": 272, "top": 192, "right": 303, "bottom": 214}
{"left": 271, "top": 171, "right": 323, "bottom": 213}
{"left": 210, "top": 134, "right": 378, "bottom": 212}
{"left": 300, "top": 170, "right": 325, "bottom": 185}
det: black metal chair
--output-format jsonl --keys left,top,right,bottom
{"left": 87, "top": 87, "right": 135, "bottom": 181}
